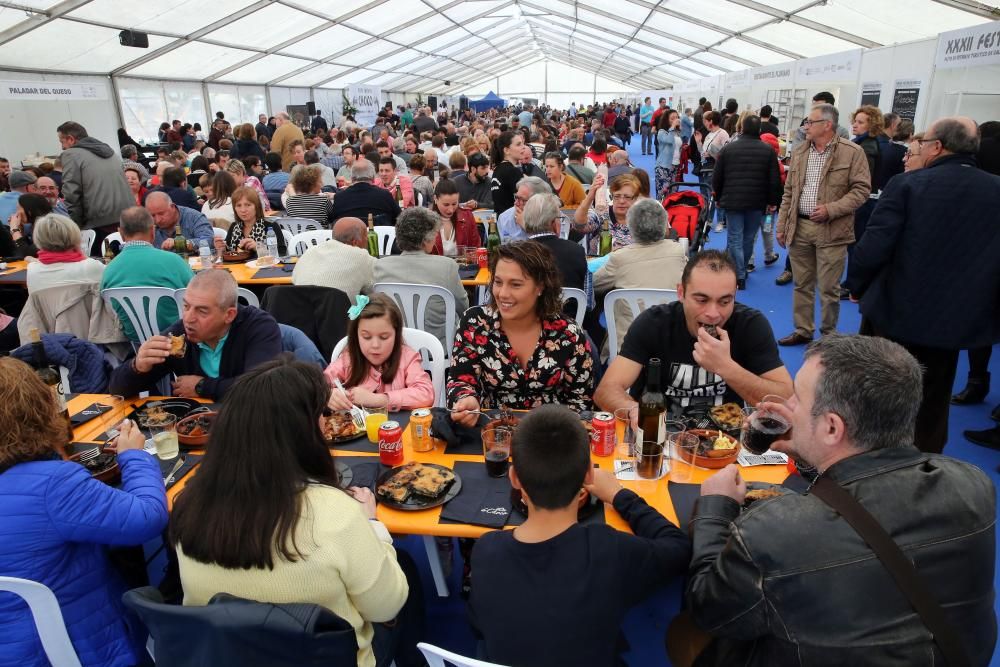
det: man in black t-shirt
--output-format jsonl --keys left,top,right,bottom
{"left": 595, "top": 250, "right": 792, "bottom": 418}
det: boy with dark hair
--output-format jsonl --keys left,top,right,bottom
{"left": 468, "top": 405, "right": 690, "bottom": 667}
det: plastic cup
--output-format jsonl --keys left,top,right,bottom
{"left": 149, "top": 414, "right": 179, "bottom": 460}
{"left": 99, "top": 395, "right": 124, "bottom": 438}
{"left": 482, "top": 428, "right": 512, "bottom": 478}
{"left": 636, "top": 441, "right": 666, "bottom": 480}
{"left": 364, "top": 407, "right": 389, "bottom": 443}
{"left": 614, "top": 407, "right": 637, "bottom": 471}
{"left": 669, "top": 432, "right": 701, "bottom": 483}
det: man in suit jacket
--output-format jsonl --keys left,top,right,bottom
{"left": 330, "top": 160, "right": 401, "bottom": 226}
{"left": 374, "top": 207, "right": 469, "bottom": 350}
{"left": 521, "top": 193, "right": 587, "bottom": 291}
{"left": 846, "top": 117, "right": 1000, "bottom": 454}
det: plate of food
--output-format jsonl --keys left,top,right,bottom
{"left": 708, "top": 402, "right": 745, "bottom": 433}
{"left": 743, "top": 482, "right": 786, "bottom": 508}
{"left": 176, "top": 411, "right": 216, "bottom": 448}
{"left": 70, "top": 450, "right": 120, "bottom": 485}
{"left": 376, "top": 462, "right": 461, "bottom": 511}
{"left": 323, "top": 410, "right": 366, "bottom": 444}
{"left": 132, "top": 398, "right": 207, "bottom": 427}
{"left": 687, "top": 428, "right": 740, "bottom": 469}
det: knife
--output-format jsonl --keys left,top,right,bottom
{"left": 163, "top": 457, "right": 186, "bottom": 486}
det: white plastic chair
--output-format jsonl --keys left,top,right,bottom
{"left": 561, "top": 287, "right": 587, "bottom": 325}
{"left": 604, "top": 288, "right": 678, "bottom": 361}
{"left": 330, "top": 327, "right": 445, "bottom": 406}
{"left": 276, "top": 217, "right": 321, "bottom": 236}
{"left": 101, "top": 287, "right": 178, "bottom": 344}
{"left": 288, "top": 229, "right": 332, "bottom": 256}
{"left": 212, "top": 228, "right": 227, "bottom": 239}
{"left": 373, "top": 282, "right": 457, "bottom": 357}
{"left": 174, "top": 287, "right": 259, "bottom": 309}
{"left": 79, "top": 229, "right": 95, "bottom": 255}
{"left": 0, "top": 577, "right": 82, "bottom": 667}
{"left": 417, "top": 642, "right": 505, "bottom": 667}
{"left": 374, "top": 225, "right": 396, "bottom": 256}
{"left": 104, "top": 231, "right": 122, "bottom": 246}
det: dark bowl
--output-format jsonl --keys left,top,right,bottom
{"left": 70, "top": 451, "right": 121, "bottom": 485}
{"left": 176, "top": 411, "right": 217, "bottom": 447}
{"left": 222, "top": 250, "right": 251, "bottom": 262}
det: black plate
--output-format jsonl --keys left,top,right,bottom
{"left": 375, "top": 463, "right": 462, "bottom": 511}
{"left": 336, "top": 460, "right": 354, "bottom": 488}
{"left": 130, "top": 398, "right": 207, "bottom": 425}
{"left": 325, "top": 411, "right": 367, "bottom": 445}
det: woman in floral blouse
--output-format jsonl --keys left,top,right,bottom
{"left": 448, "top": 240, "right": 595, "bottom": 426}
{"left": 571, "top": 172, "right": 641, "bottom": 254}
{"left": 216, "top": 186, "right": 287, "bottom": 256}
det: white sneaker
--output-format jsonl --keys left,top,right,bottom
{"left": 713, "top": 223, "right": 724, "bottom": 233}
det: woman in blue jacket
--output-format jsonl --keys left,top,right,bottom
{"left": 0, "top": 357, "right": 168, "bottom": 667}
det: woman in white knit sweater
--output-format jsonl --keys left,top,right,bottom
{"left": 170, "top": 358, "right": 408, "bottom": 667}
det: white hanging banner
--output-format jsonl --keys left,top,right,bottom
{"left": 860, "top": 82, "right": 882, "bottom": 107}
{"left": 796, "top": 49, "right": 862, "bottom": 82}
{"left": 0, "top": 80, "right": 108, "bottom": 101}
{"left": 750, "top": 63, "right": 794, "bottom": 85}
{"left": 936, "top": 21, "right": 1000, "bottom": 70}
{"left": 347, "top": 83, "right": 382, "bottom": 128}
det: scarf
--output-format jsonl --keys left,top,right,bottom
{"left": 37, "top": 248, "right": 87, "bottom": 265}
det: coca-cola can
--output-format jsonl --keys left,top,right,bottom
{"left": 476, "top": 247, "right": 488, "bottom": 268}
{"left": 378, "top": 421, "right": 404, "bottom": 466}
{"left": 591, "top": 412, "right": 616, "bottom": 457}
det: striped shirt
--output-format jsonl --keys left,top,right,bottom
{"left": 284, "top": 193, "right": 333, "bottom": 227}
{"left": 798, "top": 141, "right": 833, "bottom": 217}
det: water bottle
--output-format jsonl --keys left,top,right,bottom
{"left": 266, "top": 229, "right": 279, "bottom": 260}
{"left": 762, "top": 213, "right": 773, "bottom": 233}
{"left": 198, "top": 239, "right": 212, "bottom": 270}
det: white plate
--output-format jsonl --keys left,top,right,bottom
{"left": 244, "top": 258, "right": 279, "bottom": 269}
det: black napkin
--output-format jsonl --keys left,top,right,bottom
{"left": 252, "top": 266, "right": 294, "bottom": 279}
{"left": 159, "top": 454, "right": 202, "bottom": 490}
{"left": 339, "top": 458, "right": 385, "bottom": 493}
{"left": 667, "top": 481, "right": 702, "bottom": 529}
{"left": 430, "top": 408, "right": 489, "bottom": 455}
{"left": 458, "top": 265, "right": 480, "bottom": 280}
{"left": 439, "top": 460, "right": 513, "bottom": 528}
{"left": 70, "top": 403, "right": 113, "bottom": 427}
{"left": 0, "top": 269, "right": 27, "bottom": 283}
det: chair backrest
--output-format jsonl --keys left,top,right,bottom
{"left": 275, "top": 217, "right": 321, "bottom": 236}
{"left": 373, "top": 282, "right": 457, "bottom": 356}
{"left": 101, "top": 287, "right": 178, "bottom": 344}
{"left": 604, "top": 288, "right": 678, "bottom": 361}
{"left": 561, "top": 287, "right": 586, "bottom": 325}
{"left": 559, "top": 208, "right": 576, "bottom": 239}
{"left": 471, "top": 209, "right": 494, "bottom": 225}
{"left": 79, "top": 229, "right": 96, "bottom": 255}
{"left": 330, "top": 327, "right": 445, "bottom": 407}
{"left": 174, "top": 287, "right": 259, "bottom": 309}
{"left": 212, "top": 227, "right": 227, "bottom": 239}
{"left": 104, "top": 231, "right": 123, "bottom": 246}
{"left": 417, "top": 642, "right": 505, "bottom": 667}
{"left": 288, "top": 229, "right": 332, "bottom": 256}
{"left": 374, "top": 225, "right": 395, "bottom": 256}
{"left": 0, "top": 576, "right": 82, "bottom": 667}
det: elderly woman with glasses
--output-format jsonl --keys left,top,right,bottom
{"left": 571, "top": 173, "right": 642, "bottom": 253}
{"left": 593, "top": 199, "right": 688, "bottom": 352}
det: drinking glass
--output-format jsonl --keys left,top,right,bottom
{"left": 99, "top": 395, "right": 124, "bottom": 440}
{"left": 668, "top": 432, "right": 701, "bottom": 483}
{"left": 364, "top": 406, "right": 389, "bottom": 443}
{"left": 741, "top": 398, "right": 790, "bottom": 455}
{"left": 635, "top": 441, "right": 666, "bottom": 480}
{"left": 614, "top": 406, "right": 637, "bottom": 473}
{"left": 149, "top": 414, "right": 179, "bottom": 460}
{"left": 482, "top": 428, "right": 512, "bottom": 478}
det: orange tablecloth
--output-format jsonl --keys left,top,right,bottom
{"left": 461, "top": 267, "right": 490, "bottom": 287}
{"left": 197, "top": 260, "right": 294, "bottom": 285}
{"left": 0, "top": 259, "right": 28, "bottom": 285}
{"left": 68, "top": 395, "right": 789, "bottom": 537}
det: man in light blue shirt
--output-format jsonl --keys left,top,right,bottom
{"left": 498, "top": 177, "right": 552, "bottom": 243}
{"left": 569, "top": 103, "right": 577, "bottom": 118}
{"left": 145, "top": 191, "right": 215, "bottom": 250}
{"left": 518, "top": 106, "right": 533, "bottom": 129}
{"left": 639, "top": 97, "right": 654, "bottom": 156}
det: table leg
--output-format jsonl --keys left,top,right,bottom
{"left": 422, "top": 534, "right": 450, "bottom": 597}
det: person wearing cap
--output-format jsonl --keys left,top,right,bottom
{"left": 451, "top": 152, "right": 493, "bottom": 209}
{"left": 0, "top": 171, "right": 38, "bottom": 225}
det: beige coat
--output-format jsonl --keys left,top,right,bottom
{"left": 270, "top": 122, "right": 305, "bottom": 172}
{"left": 593, "top": 239, "right": 687, "bottom": 352}
{"left": 17, "top": 282, "right": 129, "bottom": 353}
{"left": 778, "top": 136, "right": 870, "bottom": 247}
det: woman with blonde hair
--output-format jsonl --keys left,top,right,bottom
{"left": 25, "top": 213, "right": 105, "bottom": 293}
{"left": 571, "top": 173, "right": 642, "bottom": 253}
{"left": 224, "top": 158, "right": 268, "bottom": 209}
{"left": 217, "top": 186, "right": 288, "bottom": 256}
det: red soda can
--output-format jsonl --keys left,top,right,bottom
{"left": 591, "top": 412, "right": 616, "bottom": 457}
{"left": 476, "top": 247, "right": 488, "bottom": 268}
{"left": 378, "top": 421, "right": 404, "bottom": 466}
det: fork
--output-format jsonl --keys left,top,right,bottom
{"left": 333, "top": 379, "right": 367, "bottom": 430}
{"left": 76, "top": 447, "right": 102, "bottom": 463}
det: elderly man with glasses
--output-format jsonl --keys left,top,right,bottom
{"left": 775, "top": 103, "right": 870, "bottom": 346}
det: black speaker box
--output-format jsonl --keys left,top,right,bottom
{"left": 306, "top": 101, "right": 316, "bottom": 115}
{"left": 119, "top": 30, "right": 149, "bottom": 48}
{"left": 427, "top": 95, "right": 437, "bottom": 110}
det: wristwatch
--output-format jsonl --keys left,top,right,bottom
{"left": 195, "top": 378, "right": 206, "bottom": 396}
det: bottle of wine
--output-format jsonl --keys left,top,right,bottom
{"left": 102, "top": 238, "right": 114, "bottom": 264}
{"left": 395, "top": 183, "right": 404, "bottom": 207}
{"left": 637, "top": 357, "right": 665, "bottom": 448}
{"left": 486, "top": 216, "right": 501, "bottom": 262}
{"left": 598, "top": 218, "right": 613, "bottom": 256}
{"left": 172, "top": 224, "right": 187, "bottom": 255}
{"left": 366, "top": 214, "right": 379, "bottom": 257}
{"left": 29, "top": 328, "right": 74, "bottom": 444}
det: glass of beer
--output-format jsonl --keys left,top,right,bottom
{"left": 741, "top": 396, "right": 791, "bottom": 455}
{"left": 636, "top": 441, "right": 666, "bottom": 479}
{"left": 149, "top": 414, "right": 179, "bottom": 460}
{"left": 482, "top": 428, "right": 512, "bottom": 478}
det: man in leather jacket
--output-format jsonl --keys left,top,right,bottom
{"left": 687, "top": 334, "right": 996, "bottom": 666}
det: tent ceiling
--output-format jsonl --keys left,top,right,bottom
{"left": 0, "top": 0, "right": 996, "bottom": 94}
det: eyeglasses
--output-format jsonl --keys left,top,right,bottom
{"left": 802, "top": 118, "right": 830, "bottom": 127}
{"left": 611, "top": 194, "right": 636, "bottom": 202}
{"left": 917, "top": 137, "right": 940, "bottom": 145}
{"left": 514, "top": 195, "right": 530, "bottom": 203}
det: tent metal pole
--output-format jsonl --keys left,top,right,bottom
{"left": 108, "top": 76, "right": 125, "bottom": 130}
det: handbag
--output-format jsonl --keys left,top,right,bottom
{"left": 809, "top": 476, "right": 970, "bottom": 667}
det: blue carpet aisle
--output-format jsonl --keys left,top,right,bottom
{"left": 146, "top": 146, "right": 1000, "bottom": 666}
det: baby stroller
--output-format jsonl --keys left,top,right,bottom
{"left": 662, "top": 182, "right": 713, "bottom": 256}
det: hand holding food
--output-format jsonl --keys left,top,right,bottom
{"left": 700, "top": 463, "right": 746, "bottom": 503}
{"left": 134, "top": 335, "right": 172, "bottom": 373}
{"left": 327, "top": 386, "right": 354, "bottom": 411}
{"left": 114, "top": 419, "right": 146, "bottom": 452}
{"left": 693, "top": 325, "right": 732, "bottom": 375}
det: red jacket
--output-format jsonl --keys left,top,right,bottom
{"left": 602, "top": 109, "right": 617, "bottom": 128}
{"left": 432, "top": 207, "right": 481, "bottom": 255}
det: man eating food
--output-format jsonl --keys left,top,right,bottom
{"left": 594, "top": 250, "right": 792, "bottom": 419}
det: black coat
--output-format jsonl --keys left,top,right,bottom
{"left": 231, "top": 139, "right": 266, "bottom": 161}
{"left": 712, "top": 136, "right": 782, "bottom": 211}
{"left": 846, "top": 154, "right": 1000, "bottom": 349}
{"left": 260, "top": 285, "right": 351, "bottom": 361}
{"left": 532, "top": 235, "right": 587, "bottom": 290}
{"left": 329, "top": 182, "right": 401, "bottom": 226}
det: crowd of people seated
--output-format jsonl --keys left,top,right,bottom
{"left": 0, "top": 95, "right": 997, "bottom": 667}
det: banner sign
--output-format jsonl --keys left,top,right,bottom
{"left": 891, "top": 79, "right": 922, "bottom": 121}
{"left": 347, "top": 83, "right": 381, "bottom": 128}
{"left": 860, "top": 82, "right": 882, "bottom": 107}
{"left": 750, "top": 63, "right": 794, "bottom": 85}
{"left": 936, "top": 21, "right": 1000, "bottom": 69}
{"left": 0, "top": 80, "right": 107, "bottom": 101}
{"left": 796, "top": 49, "right": 861, "bottom": 82}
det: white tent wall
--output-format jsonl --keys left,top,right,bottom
{"left": 0, "top": 71, "right": 118, "bottom": 166}
{"left": 207, "top": 84, "right": 267, "bottom": 130}
{"left": 117, "top": 78, "right": 207, "bottom": 145}
{"left": 856, "top": 39, "right": 937, "bottom": 129}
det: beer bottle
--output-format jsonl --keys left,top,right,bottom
{"left": 366, "top": 214, "right": 380, "bottom": 257}
{"left": 172, "top": 224, "right": 187, "bottom": 255}
{"left": 486, "top": 216, "right": 501, "bottom": 262}
{"left": 637, "top": 358, "right": 665, "bottom": 448}
{"left": 102, "top": 238, "right": 114, "bottom": 264}
{"left": 29, "top": 328, "right": 74, "bottom": 445}
{"left": 598, "top": 218, "right": 613, "bottom": 256}
{"left": 395, "top": 183, "right": 404, "bottom": 207}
